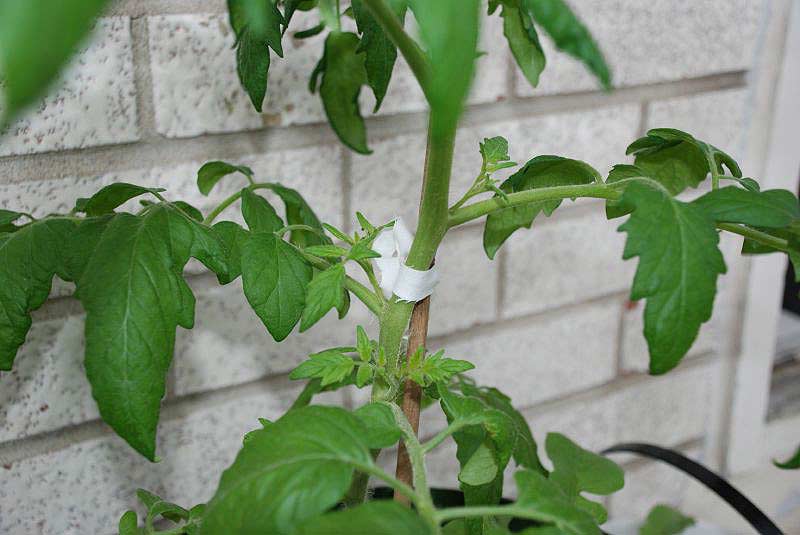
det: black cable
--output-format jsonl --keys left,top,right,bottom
{"left": 603, "top": 443, "right": 784, "bottom": 535}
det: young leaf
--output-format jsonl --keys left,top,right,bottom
{"left": 355, "top": 363, "right": 373, "bottom": 388}
{"left": 241, "top": 232, "right": 312, "bottom": 341}
{"left": 500, "top": 3, "right": 546, "bottom": 88}
{"left": 197, "top": 161, "right": 254, "bottom": 196}
{"left": 0, "top": 0, "right": 108, "bottom": 127}
{"left": 75, "top": 183, "right": 165, "bottom": 216}
{"left": 235, "top": 27, "right": 271, "bottom": 112}
{"left": 523, "top": 0, "right": 610, "bottom": 89}
{"left": 483, "top": 155, "right": 600, "bottom": 259}
{"left": 300, "top": 264, "right": 346, "bottom": 331}
{"left": 295, "top": 501, "right": 431, "bottom": 535}
{"left": 0, "top": 218, "right": 76, "bottom": 370}
{"left": 480, "top": 136, "right": 514, "bottom": 169}
{"left": 201, "top": 406, "right": 378, "bottom": 534}
{"left": 514, "top": 470, "right": 600, "bottom": 535}
{"left": 409, "top": 0, "right": 480, "bottom": 135}
{"left": 619, "top": 182, "right": 726, "bottom": 374}
{"left": 118, "top": 511, "right": 140, "bottom": 535}
{"left": 774, "top": 445, "right": 800, "bottom": 470}
{"left": 290, "top": 349, "right": 355, "bottom": 386}
{"left": 305, "top": 244, "right": 349, "bottom": 258}
{"left": 356, "top": 325, "right": 372, "bottom": 362}
{"left": 407, "top": 349, "right": 475, "bottom": 387}
{"left": 692, "top": 187, "right": 800, "bottom": 228}
{"left": 639, "top": 505, "right": 695, "bottom": 535}
{"left": 348, "top": 239, "right": 381, "bottom": 261}
{"left": 319, "top": 32, "right": 371, "bottom": 154}
{"left": 240, "top": 188, "right": 283, "bottom": 232}
{"left": 546, "top": 433, "right": 623, "bottom": 495}
{"left": 75, "top": 205, "right": 229, "bottom": 459}
{"left": 354, "top": 403, "right": 402, "bottom": 448}
{"left": 228, "top": 0, "right": 284, "bottom": 54}
{"left": 263, "top": 183, "right": 331, "bottom": 247}
{"left": 351, "top": 0, "right": 407, "bottom": 111}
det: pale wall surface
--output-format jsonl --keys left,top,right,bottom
{"left": 0, "top": 1, "right": 792, "bottom": 533}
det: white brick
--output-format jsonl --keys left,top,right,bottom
{"left": 0, "top": 18, "right": 139, "bottom": 156}
{"left": 174, "top": 279, "right": 376, "bottom": 395}
{"left": 0, "top": 315, "right": 97, "bottom": 443}
{"left": 148, "top": 13, "right": 326, "bottom": 138}
{"left": 515, "top": 0, "right": 764, "bottom": 96}
{"left": 437, "top": 299, "right": 621, "bottom": 408}
{"left": 503, "top": 212, "right": 633, "bottom": 318}
{"left": 0, "top": 387, "right": 346, "bottom": 535}
{"left": 647, "top": 88, "right": 750, "bottom": 158}
{"left": 428, "top": 226, "right": 499, "bottom": 337}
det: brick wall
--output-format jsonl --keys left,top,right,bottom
{"left": 0, "top": 1, "right": 783, "bottom": 533}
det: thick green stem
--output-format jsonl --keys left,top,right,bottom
{"left": 435, "top": 505, "right": 554, "bottom": 525}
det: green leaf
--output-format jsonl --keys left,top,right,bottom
{"left": 228, "top": 0, "right": 284, "bottom": 55}
{"left": 639, "top": 505, "right": 695, "bottom": 535}
{"left": 235, "top": 27, "right": 271, "bottom": 112}
{"left": 409, "top": 0, "right": 480, "bottom": 136}
{"left": 319, "top": 32, "right": 371, "bottom": 154}
{"left": 619, "top": 182, "right": 726, "bottom": 374}
{"left": 692, "top": 187, "right": 800, "bottom": 228}
{"left": 0, "top": 217, "right": 76, "bottom": 370}
{"left": 523, "top": 0, "right": 610, "bottom": 89}
{"left": 774, "top": 445, "right": 800, "bottom": 470}
{"left": 0, "top": 0, "right": 108, "bottom": 127}
{"left": 348, "top": 239, "right": 381, "bottom": 261}
{"left": 197, "top": 161, "right": 254, "bottom": 196}
{"left": 118, "top": 511, "right": 140, "bottom": 535}
{"left": 136, "top": 488, "right": 190, "bottom": 525}
{"left": 480, "top": 136, "right": 514, "bottom": 169}
{"left": 201, "top": 406, "right": 377, "bottom": 534}
{"left": 305, "top": 244, "right": 349, "bottom": 258}
{"left": 290, "top": 349, "right": 355, "bottom": 386}
{"left": 172, "top": 201, "right": 204, "bottom": 222}
{"left": 356, "top": 325, "right": 372, "bottom": 362}
{"left": 263, "top": 183, "right": 331, "bottom": 247}
{"left": 0, "top": 209, "right": 24, "bottom": 226}
{"left": 460, "top": 443, "right": 499, "bottom": 486}
{"left": 483, "top": 155, "right": 600, "bottom": 259}
{"left": 514, "top": 470, "right": 600, "bottom": 535}
{"left": 354, "top": 403, "right": 402, "bottom": 448}
{"left": 75, "top": 206, "right": 228, "bottom": 459}
{"left": 356, "top": 362, "right": 373, "bottom": 388}
{"left": 241, "top": 231, "right": 312, "bottom": 341}
{"left": 300, "top": 264, "right": 346, "bottom": 331}
{"left": 407, "top": 349, "right": 475, "bottom": 387}
{"left": 605, "top": 164, "right": 645, "bottom": 219}
{"left": 240, "top": 188, "right": 283, "bottom": 232}
{"left": 501, "top": 3, "right": 546, "bottom": 88}
{"left": 75, "top": 183, "right": 164, "bottom": 216}
{"left": 296, "top": 501, "right": 431, "bottom": 535}
{"left": 546, "top": 433, "right": 623, "bottom": 495}
{"left": 351, "top": 0, "right": 407, "bottom": 111}
{"left": 211, "top": 221, "right": 249, "bottom": 284}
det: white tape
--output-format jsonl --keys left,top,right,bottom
{"left": 372, "top": 218, "right": 440, "bottom": 302}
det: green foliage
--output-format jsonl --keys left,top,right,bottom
{"left": 241, "top": 188, "right": 283, "bottom": 232}
{"left": 296, "top": 501, "right": 432, "bottom": 535}
{"left": 75, "top": 183, "right": 165, "bottom": 216}
{"left": 0, "top": 0, "right": 108, "bottom": 127}
{"left": 290, "top": 348, "right": 356, "bottom": 386}
{"left": 774, "top": 445, "right": 800, "bottom": 470}
{"left": 197, "top": 161, "right": 254, "bottom": 195}
{"left": 354, "top": 402, "right": 403, "bottom": 448}
{"left": 483, "top": 155, "right": 600, "bottom": 259}
{"left": 692, "top": 187, "right": 800, "bottom": 228}
{"left": 514, "top": 470, "right": 600, "bottom": 534}
{"left": 404, "top": 348, "right": 475, "bottom": 387}
{"left": 300, "top": 264, "right": 347, "bottom": 331}
{"left": 639, "top": 505, "right": 695, "bottom": 535}
{"left": 619, "top": 182, "right": 726, "bottom": 374}
{"left": 263, "top": 182, "right": 331, "bottom": 247}
{"left": 498, "top": 2, "right": 546, "bottom": 88}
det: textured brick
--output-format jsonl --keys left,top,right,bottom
{"left": 647, "top": 88, "right": 750, "bottom": 157}
{"left": 502, "top": 212, "right": 634, "bottom": 318}
{"left": 173, "top": 279, "right": 376, "bottom": 395}
{"left": 0, "top": 18, "right": 138, "bottom": 157}
{"left": 0, "top": 386, "right": 346, "bottom": 535}
{"left": 437, "top": 299, "right": 621, "bottom": 408}
{"left": 0, "top": 315, "right": 96, "bottom": 443}
{"left": 148, "top": 13, "right": 326, "bottom": 137}
{"left": 515, "top": 0, "right": 764, "bottom": 96}
{"left": 428, "top": 226, "right": 499, "bottom": 337}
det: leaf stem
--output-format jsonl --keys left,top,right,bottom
{"left": 421, "top": 416, "right": 483, "bottom": 454}
{"left": 434, "top": 505, "right": 553, "bottom": 524}
{"left": 716, "top": 222, "right": 790, "bottom": 252}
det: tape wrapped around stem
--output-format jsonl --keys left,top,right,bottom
{"left": 372, "top": 218, "right": 440, "bottom": 302}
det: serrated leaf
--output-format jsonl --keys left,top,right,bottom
{"left": 356, "top": 325, "right": 372, "bottom": 361}
{"left": 300, "top": 263, "right": 346, "bottom": 331}
{"left": 480, "top": 136, "right": 512, "bottom": 167}
{"left": 75, "top": 183, "right": 164, "bottom": 216}
{"left": 197, "top": 161, "right": 254, "bottom": 196}
{"left": 75, "top": 205, "right": 228, "bottom": 459}
{"left": 296, "top": 501, "right": 431, "bottom": 535}
{"left": 0, "top": 217, "right": 76, "bottom": 370}
{"left": 409, "top": 350, "right": 475, "bottom": 387}
{"left": 0, "top": 209, "right": 24, "bottom": 226}
{"left": 354, "top": 403, "right": 402, "bottom": 448}
{"left": 355, "top": 363, "right": 373, "bottom": 388}
{"left": 241, "top": 232, "right": 312, "bottom": 341}
{"left": 351, "top": 0, "right": 406, "bottom": 111}
{"left": 263, "top": 183, "right": 330, "bottom": 247}
{"left": 546, "top": 433, "right": 623, "bottom": 495}
{"left": 605, "top": 164, "right": 646, "bottom": 219}
{"left": 319, "top": 32, "right": 371, "bottom": 154}
{"left": 409, "top": 0, "right": 480, "bottom": 136}
{"left": 774, "top": 445, "right": 800, "bottom": 469}
{"left": 241, "top": 188, "right": 283, "bottom": 232}
{"left": 514, "top": 470, "right": 600, "bottom": 535}
{"left": 523, "top": 0, "right": 610, "bottom": 89}
{"left": 235, "top": 27, "right": 271, "bottom": 112}
{"left": 484, "top": 155, "right": 600, "bottom": 259}
{"left": 619, "top": 182, "right": 726, "bottom": 374}
{"left": 201, "top": 406, "right": 378, "bottom": 534}
{"left": 305, "top": 244, "right": 349, "bottom": 258}
{"left": 289, "top": 349, "right": 354, "bottom": 386}
{"left": 639, "top": 505, "right": 695, "bottom": 535}
{"left": 501, "top": 3, "right": 546, "bottom": 88}
{"left": 348, "top": 239, "right": 381, "bottom": 261}
{"left": 228, "top": 0, "right": 284, "bottom": 55}
{"left": 692, "top": 187, "right": 800, "bottom": 228}
{"left": 0, "top": 0, "right": 108, "bottom": 128}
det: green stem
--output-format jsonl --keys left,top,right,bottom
{"left": 362, "top": 0, "right": 431, "bottom": 94}
{"left": 717, "top": 222, "right": 790, "bottom": 252}
{"left": 421, "top": 416, "right": 484, "bottom": 454}
{"left": 296, "top": 248, "right": 384, "bottom": 315}
{"left": 434, "top": 505, "right": 555, "bottom": 525}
